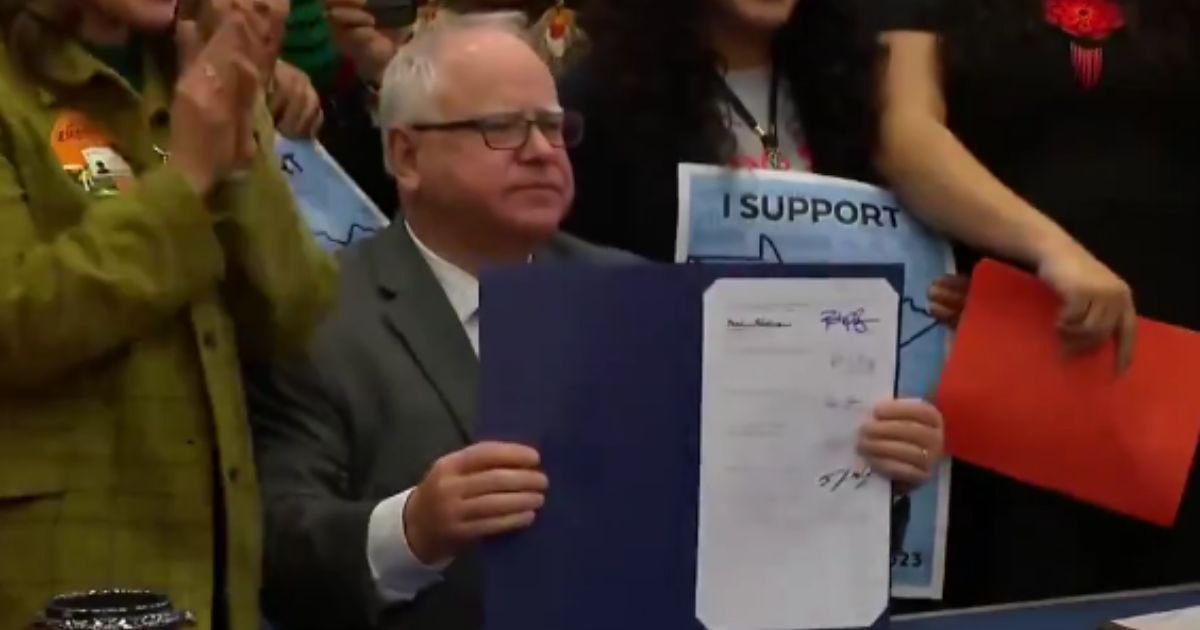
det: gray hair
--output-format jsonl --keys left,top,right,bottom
{"left": 378, "top": 11, "right": 530, "bottom": 138}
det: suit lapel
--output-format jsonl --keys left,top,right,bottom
{"left": 367, "top": 224, "right": 479, "bottom": 441}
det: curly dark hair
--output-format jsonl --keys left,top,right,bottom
{"left": 939, "top": 0, "right": 1200, "bottom": 74}
{"left": 577, "top": 0, "right": 881, "bottom": 182}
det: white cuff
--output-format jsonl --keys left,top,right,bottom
{"left": 366, "top": 487, "right": 451, "bottom": 603}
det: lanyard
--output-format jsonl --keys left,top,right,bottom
{"left": 719, "top": 67, "right": 784, "bottom": 170}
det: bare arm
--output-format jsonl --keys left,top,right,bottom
{"left": 875, "top": 31, "right": 1136, "bottom": 371}
{"left": 876, "top": 32, "right": 1076, "bottom": 264}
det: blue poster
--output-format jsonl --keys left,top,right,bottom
{"left": 676, "top": 164, "right": 952, "bottom": 599}
{"left": 275, "top": 137, "right": 390, "bottom": 251}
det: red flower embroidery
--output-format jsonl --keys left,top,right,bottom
{"left": 1045, "top": 0, "right": 1126, "bottom": 41}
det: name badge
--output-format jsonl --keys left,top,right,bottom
{"left": 50, "top": 110, "right": 135, "bottom": 197}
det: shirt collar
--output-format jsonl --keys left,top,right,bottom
{"left": 406, "top": 222, "right": 479, "bottom": 327}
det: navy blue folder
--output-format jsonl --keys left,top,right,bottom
{"left": 477, "top": 263, "right": 904, "bottom": 630}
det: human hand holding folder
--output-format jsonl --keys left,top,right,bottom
{"left": 405, "top": 442, "right": 548, "bottom": 564}
{"left": 858, "top": 399, "right": 944, "bottom": 492}
{"left": 935, "top": 259, "right": 1200, "bottom": 526}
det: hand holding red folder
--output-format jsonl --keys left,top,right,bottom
{"left": 935, "top": 259, "right": 1200, "bottom": 526}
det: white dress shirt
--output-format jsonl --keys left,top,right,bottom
{"left": 366, "top": 223, "right": 480, "bottom": 603}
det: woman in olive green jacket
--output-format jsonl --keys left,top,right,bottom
{"left": 0, "top": 1, "right": 336, "bottom": 628}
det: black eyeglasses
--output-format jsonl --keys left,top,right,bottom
{"left": 410, "top": 110, "right": 585, "bottom": 150}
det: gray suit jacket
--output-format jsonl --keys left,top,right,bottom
{"left": 247, "top": 223, "right": 638, "bottom": 630}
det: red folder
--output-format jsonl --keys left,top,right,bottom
{"left": 936, "top": 259, "right": 1200, "bottom": 526}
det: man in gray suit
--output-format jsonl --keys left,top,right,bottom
{"left": 247, "top": 12, "right": 637, "bottom": 630}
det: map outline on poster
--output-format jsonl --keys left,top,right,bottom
{"left": 275, "top": 136, "right": 390, "bottom": 251}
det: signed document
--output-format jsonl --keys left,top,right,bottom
{"left": 696, "top": 278, "right": 899, "bottom": 630}
{"left": 678, "top": 165, "right": 953, "bottom": 598}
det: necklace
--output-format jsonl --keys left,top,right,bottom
{"left": 719, "top": 67, "right": 785, "bottom": 170}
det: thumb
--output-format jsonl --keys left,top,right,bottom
{"left": 175, "top": 19, "right": 204, "bottom": 70}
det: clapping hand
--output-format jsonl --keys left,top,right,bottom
{"left": 173, "top": 0, "right": 288, "bottom": 190}
{"left": 171, "top": 13, "right": 264, "bottom": 193}
{"left": 270, "top": 61, "right": 324, "bottom": 139}
{"left": 325, "top": 0, "right": 402, "bottom": 83}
